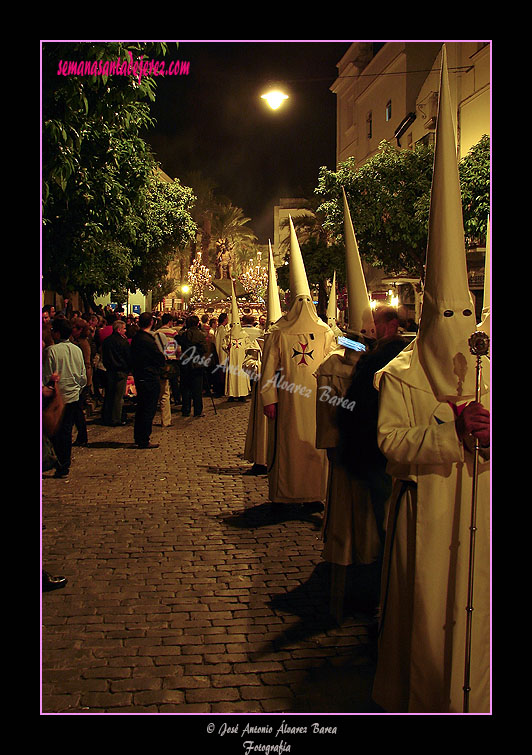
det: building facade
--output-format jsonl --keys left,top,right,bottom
{"left": 331, "top": 41, "right": 490, "bottom": 322}
{"left": 332, "top": 41, "right": 490, "bottom": 166}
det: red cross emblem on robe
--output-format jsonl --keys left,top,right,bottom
{"left": 291, "top": 341, "right": 315, "bottom": 366}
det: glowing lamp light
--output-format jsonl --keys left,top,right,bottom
{"left": 261, "top": 90, "right": 289, "bottom": 110}
{"left": 181, "top": 284, "right": 190, "bottom": 294}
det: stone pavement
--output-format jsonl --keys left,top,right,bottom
{"left": 41, "top": 394, "right": 379, "bottom": 715}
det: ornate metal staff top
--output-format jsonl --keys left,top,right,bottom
{"left": 468, "top": 330, "right": 490, "bottom": 360}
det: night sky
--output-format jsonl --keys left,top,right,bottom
{"left": 144, "top": 41, "right": 352, "bottom": 244}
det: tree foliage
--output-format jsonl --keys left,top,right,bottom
{"left": 276, "top": 203, "right": 345, "bottom": 316}
{"left": 316, "top": 141, "right": 434, "bottom": 280}
{"left": 316, "top": 136, "right": 490, "bottom": 281}
{"left": 129, "top": 175, "right": 197, "bottom": 294}
{"left": 41, "top": 41, "right": 196, "bottom": 307}
{"left": 180, "top": 172, "right": 261, "bottom": 277}
{"left": 459, "top": 134, "right": 491, "bottom": 243}
{"left": 151, "top": 275, "right": 178, "bottom": 308}
{"left": 211, "top": 202, "right": 258, "bottom": 275}
{"left": 276, "top": 235, "right": 346, "bottom": 315}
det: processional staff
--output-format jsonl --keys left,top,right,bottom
{"left": 463, "top": 329, "right": 490, "bottom": 713}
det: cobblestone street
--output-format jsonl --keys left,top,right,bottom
{"left": 41, "top": 395, "right": 378, "bottom": 716}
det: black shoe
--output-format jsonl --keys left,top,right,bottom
{"left": 111, "top": 421, "right": 127, "bottom": 426}
{"left": 136, "top": 442, "right": 159, "bottom": 449}
{"left": 53, "top": 468, "right": 69, "bottom": 479}
{"left": 73, "top": 439, "right": 88, "bottom": 447}
{"left": 228, "top": 397, "right": 235, "bottom": 402}
{"left": 42, "top": 571, "right": 67, "bottom": 592}
{"left": 237, "top": 396, "right": 246, "bottom": 402}
{"left": 302, "top": 501, "right": 324, "bottom": 513}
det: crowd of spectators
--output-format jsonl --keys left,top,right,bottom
{"left": 42, "top": 303, "right": 266, "bottom": 469}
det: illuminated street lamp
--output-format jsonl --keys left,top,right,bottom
{"left": 181, "top": 283, "right": 190, "bottom": 310}
{"left": 261, "top": 89, "right": 289, "bottom": 110}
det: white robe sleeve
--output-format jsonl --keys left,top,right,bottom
{"left": 259, "top": 330, "right": 281, "bottom": 407}
{"left": 377, "top": 373, "right": 464, "bottom": 467}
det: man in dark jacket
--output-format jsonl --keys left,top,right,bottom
{"left": 177, "top": 315, "right": 208, "bottom": 417}
{"left": 101, "top": 319, "right": 132, "bottom": 426}
{"left": 338, "top": 306, "right": 407, "bottom": 547}
{"left": 131, "top": 312, "right": 166, "bottom": 448}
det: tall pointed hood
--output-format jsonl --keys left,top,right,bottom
{"left": 288, "top": 215, "right": 311, "bottom": 298}
{"left": 275, "top": 216, "right": 329, "bottom": 333}
{"left": 229, "top": 277, "right": 246, "bottom": 338}
{"left": 342, "top": 188, "right": 376, "bottom": 339}
{"left": 266, "top": 240, "right": 282, "bottom": 329}
{"left": 326, "top": 271, "right": 337, "bottom": 323}
{"left": 326, "top": 270, "right": 343, "bottom": 339}
{"left": 381, "top": 45, "right": 478, "bottom": 402}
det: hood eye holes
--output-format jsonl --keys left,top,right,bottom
{"left": 443, "top": 309, "right": 472, "bottom": 317}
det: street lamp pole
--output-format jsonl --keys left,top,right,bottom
{"left": 181, "top": 284, "right": 190, "bottom": 312}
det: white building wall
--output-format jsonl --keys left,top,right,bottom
{"left": 332, "top": 41, "right": 490, "bottom": 165}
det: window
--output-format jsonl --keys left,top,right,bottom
{"left": 366, "top": 111, "right": 372, "bottom": 139}
{"left": 385, "top": 100, "right": 392, "bottom": 122}
{"left": 346, "top": 96, "right": 354, "bottom": 129}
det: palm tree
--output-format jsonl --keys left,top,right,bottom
{"left": 279, "top": 198, "right": 340, "bottom": 317}
{"left": 278, "top": 197, "right": 329, "bottom": 254}
{"left": 211, "top": 202, "right": 259, "bottom": 276}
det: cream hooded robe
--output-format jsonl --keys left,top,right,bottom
{"left": 371, "top": 46, "right": 490, "bottom": 713}
{"left": 223, "top": 279, "right": 254, "bottom": 398}
{"left": 244, "top": 242, "right": 281, "bottom": 468}
{"left": 260, "top": 218, "right": 335, "bottom": 503}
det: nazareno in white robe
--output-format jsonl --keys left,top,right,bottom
{"left": 260, "top": 298, "right": 335, "bottom": 504}
{"left": 372, "top": 347, "right": 490, "bottom": 713}
{"left": 243, "top": 336, "right": 268, "bottom": 467}
{"left": 214, "top": 324, "right": 229, "bottom": 368}
{"left": 222, "top": 325, "right": 254, "bottom": 398}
